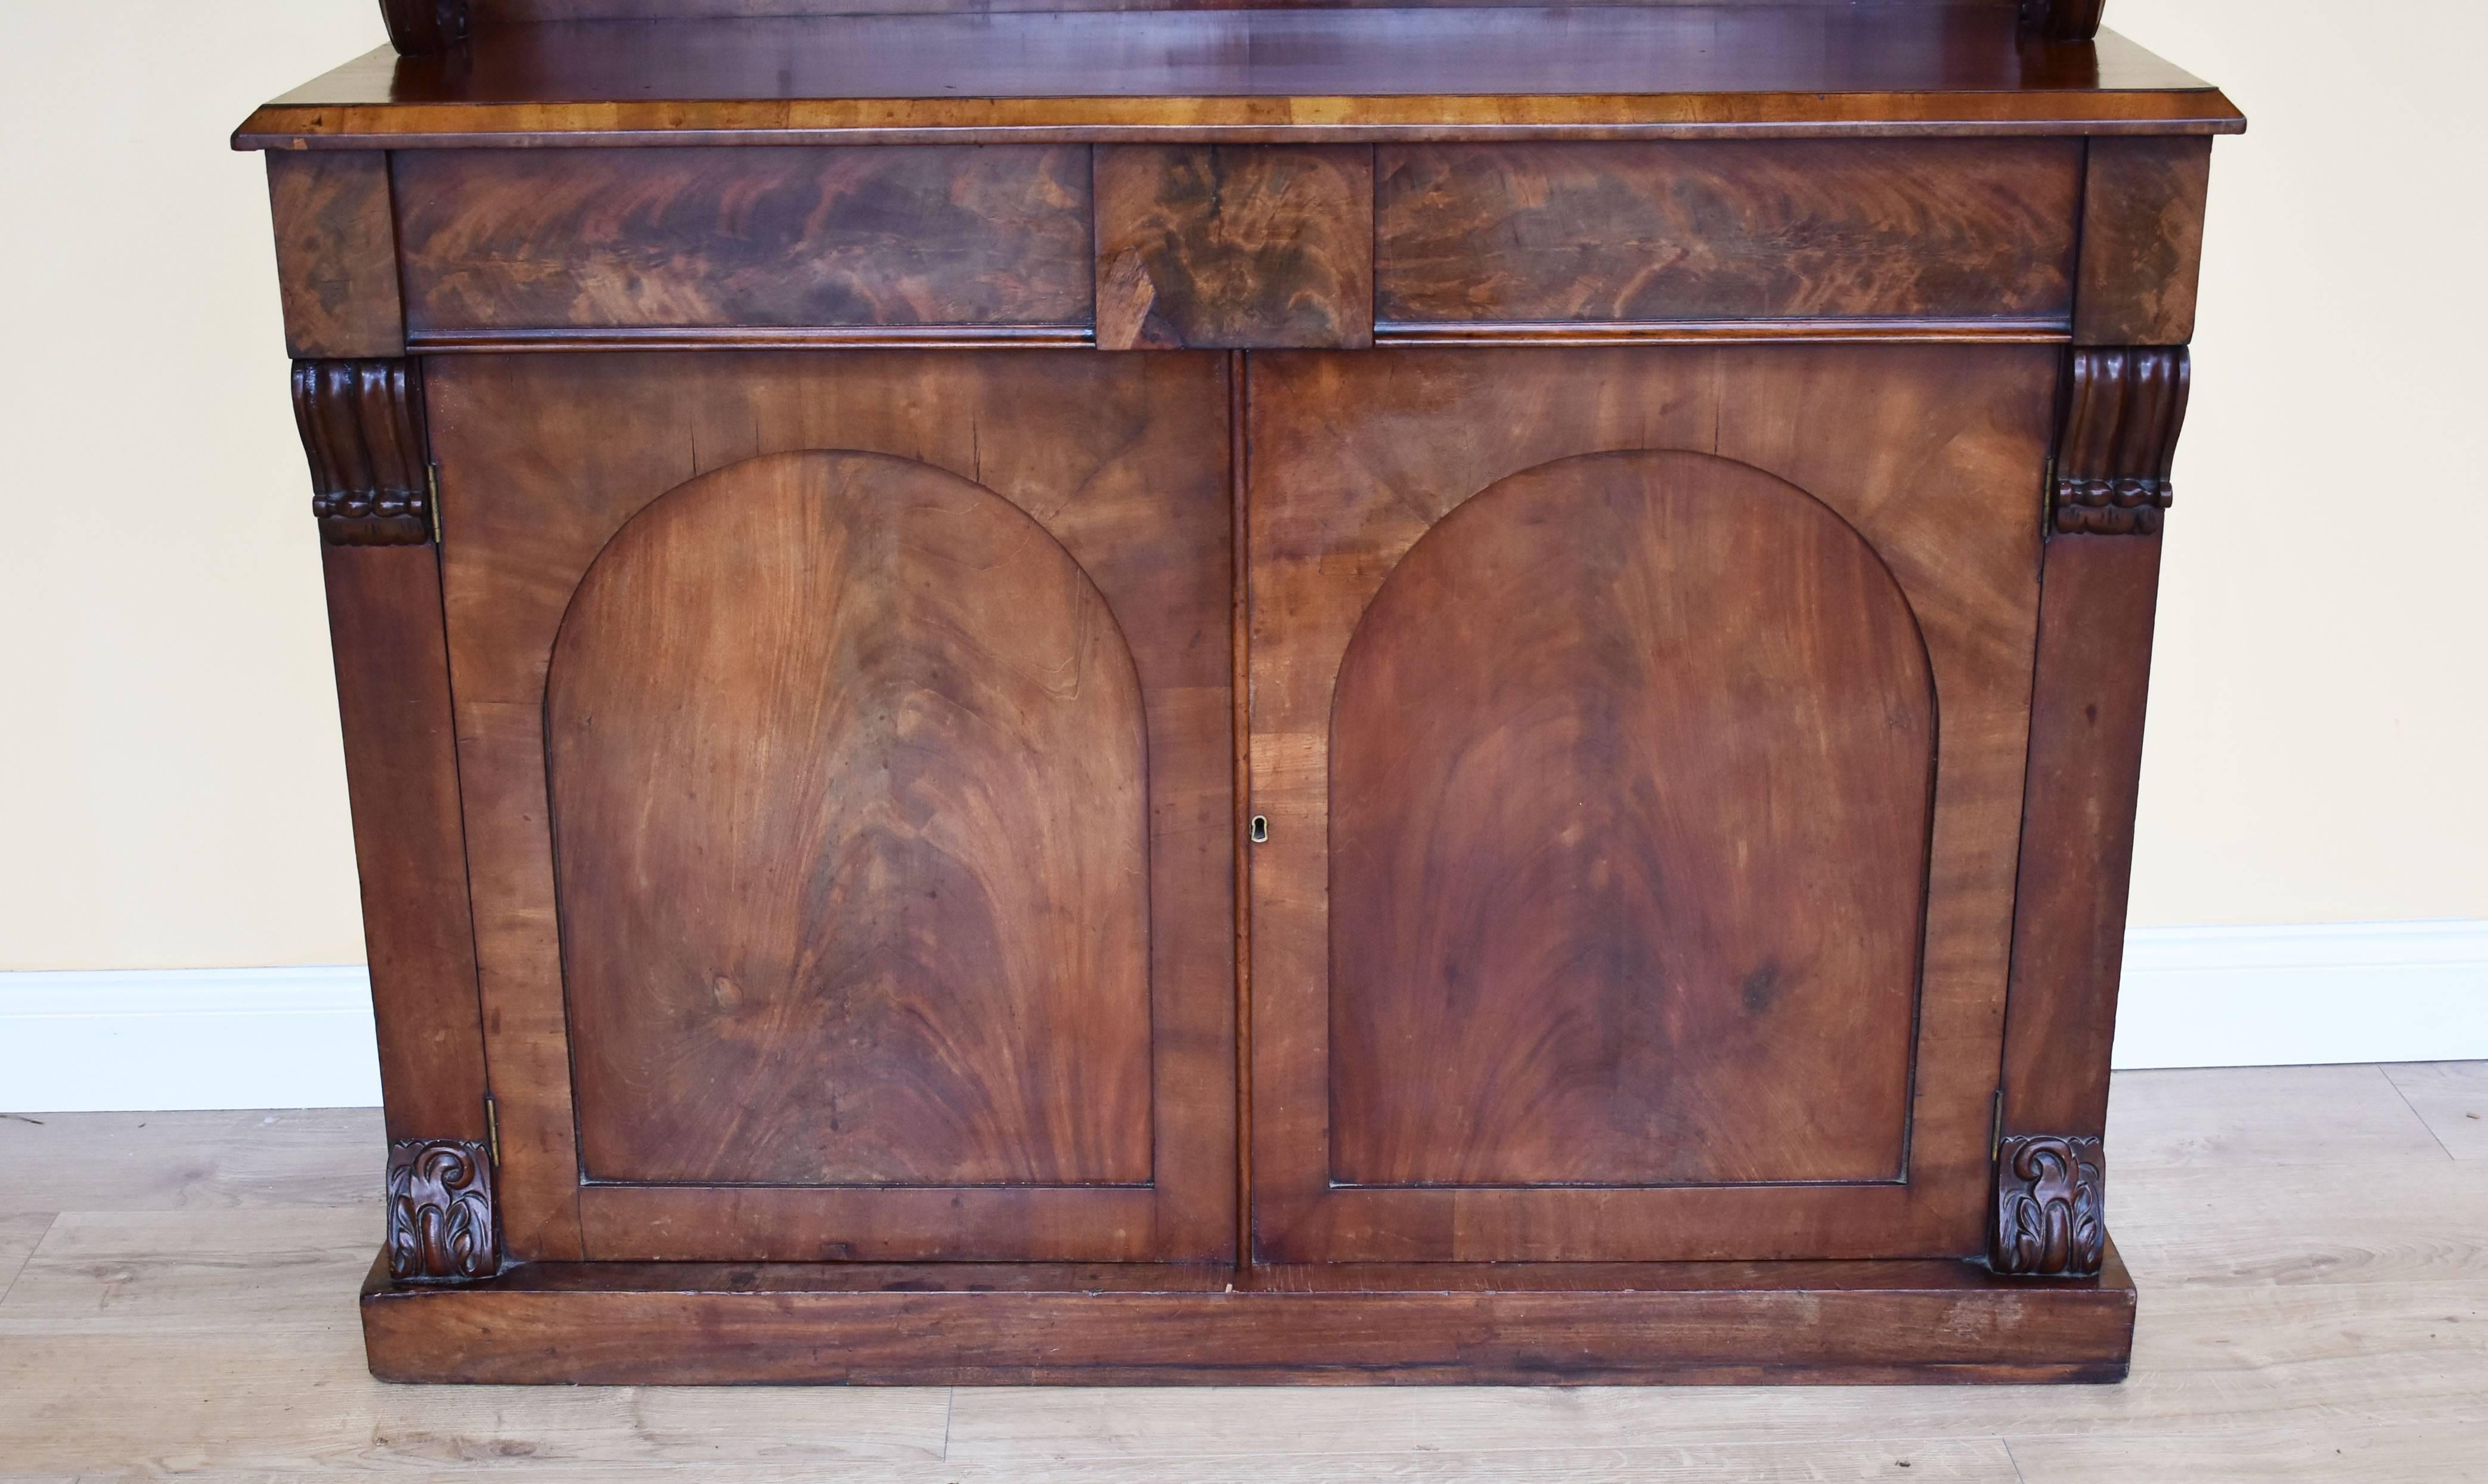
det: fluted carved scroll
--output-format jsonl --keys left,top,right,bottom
{"left": 382, "top": 0, "right": 471, "bottom": 55}
{"left": 1991, "top": 1135, "right": 2106, "bottom": 1277}
{"left": 293, "top": 359, "right": 433, "bottom": 546}
{"left": 2053, "top": 346, "right": 2189, "bottom": 536}
{"left": 2021, "top": 0, "right": 2106, "bottom": 40}
{"left": 385, "top": 1138, "right": 498, "bottom": 1282}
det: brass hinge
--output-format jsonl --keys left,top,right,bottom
{"left": 427, "top": 463, "right": 443, "bottom": 545}
{"left": 1991, "top": 1088, "right": 2006, "bottom": 1158}
{"left": 483, "top": 1092, "right": 501, "bottom": 1167}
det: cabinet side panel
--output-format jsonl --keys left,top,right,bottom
{"left": 321, "top": 545, "right": 488, "bottom": 1144}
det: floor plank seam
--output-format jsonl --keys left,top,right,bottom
{"left": 0, "top": 1211, "right": 58, "bottom": 1306}
{"left": 2001, "top": 1435, "right": 2029, "bottom": 1483}
{"left": 2383, "top": 1065, "right": 2462, "bottom": 1161}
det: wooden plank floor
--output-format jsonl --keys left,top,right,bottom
{"left": 2, "top": 1064, "right": 2484, "bottom": 1482}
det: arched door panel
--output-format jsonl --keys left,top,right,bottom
{"left": 549, "top": 451, "right": 1151, "bottom": 1188}
{"left": 1328, "top": 450, "right": 1933, "bottom": 1189}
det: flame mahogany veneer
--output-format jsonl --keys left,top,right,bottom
{"left": 241, "top": 0, "right": 2236, "bottom": 1383}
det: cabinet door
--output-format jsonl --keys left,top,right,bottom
{"left": 1247, "top": 345, "right": 2052, "bottom": 1262}
{"left": 427, "top": 351, "right": 1234, "bottom": 1262}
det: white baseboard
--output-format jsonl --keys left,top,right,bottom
{"left": 2112, "top": 919, "right": 2488, "bottom": 1070}
{"left": 2, "top": 921, "right": 2483, "bottom": 1110}
{"left": 0, "top": 966, "right": 379, "bottom": 1112}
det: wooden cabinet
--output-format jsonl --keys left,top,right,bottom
{"left": 243, "top": 0, "right": 2238, "bottom": 1384}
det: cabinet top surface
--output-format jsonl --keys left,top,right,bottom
{"left": 236, "top": 4, "right": 2242, "bottom": 148}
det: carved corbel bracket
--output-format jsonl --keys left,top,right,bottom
{"left": 2020, "top": 0, "right": 2106, "bottom": 41}
{"left": 382, "top": 0, "right": 472, "bottom": 55}
{"left": 1991, "top": 1134, "right": 2106, "bottom": 1277}
{"left": 293, "top": 359, "right": 433, "bottom": 547}
{"left": 385, "top": 1138, "right": 498, "bottom": 1282}
{"left": 2053, "top": 346, "right": 2189, "bottom": 536}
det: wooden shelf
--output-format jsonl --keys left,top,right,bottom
{"left": 236, "top": 5, "right": 2244, "bottom": 149}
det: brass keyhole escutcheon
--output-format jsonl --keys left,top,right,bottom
{"left": 1250, "top": 815, "right": 1268, "bottom": 844}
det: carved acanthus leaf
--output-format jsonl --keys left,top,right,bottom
{"left": 385, "top": 1138, "right": 498, "bottom": 1282}
{"left": 1991, "top": 1134, "right": 2106, "bottom": 1277}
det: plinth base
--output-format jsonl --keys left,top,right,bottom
{"left": 361, "top": 1244, "right": 2135, "bottom": 1384}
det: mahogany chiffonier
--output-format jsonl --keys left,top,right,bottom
{"left": 237, "top": 0, "right": 2239, "bottom": 1384}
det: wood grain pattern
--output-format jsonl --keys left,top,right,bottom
{"left": 1247, "top": 345, "right": 2052, "bottom": 1263}
{"left": 2108, "top": 1065, "right": 2446, "bottom": 1173}
{"left": 359, "top": 1249, "right": 2136, "bottom": 1384}
{"left": 1998, "top": 346, "right": 2186, "bottom": 1143}
{"left": 405, "top": 324, "right": 1095, "bottom": 352}
{"left": 317, "top": 544, "right": 490, "bottom": 1146}
{"left": 0, "top": 1110, "right": 383, "bottom": 1216}
{"left": 1096, "top": 145, "right": 1373, "bottom": 350}
{"left": 1327, "top": 450, "right": 1930, "bottom": 1188}
{"left": 0, "top": 1207, "right": 379, "bottom": 1333}
{"left": 2075, "top": 137, "right": 2213, "bottom": 346}
{"left": 264, "top": 152, "right": 402, "bottom": 358}
{"left": 1998, "top": 535, "right": 2164, "bottom": 1140}
{"left": 232, "top": 10, "right": 2243, "bottom": 151}
{"left": 425, "top": 349, "right": 1233, "bottom": 1263}
{"left": 301, "top": 351, "right": 485, "bottom": 1152}
{"left": 292, "top": 360, "right": 432, "bottom": 546}
{"left": 473, "top": 0, "right": 2032, "bottom": 18}
{"left": 1376, "top": 141, "right": 2080, "bottom": 325}
{"left": 1374, "top": 317, "right": 2070, "bottom": 346}
{"left": 394, "top": 147, "right": 1093, "bottom": 333}
{"left": 547, "top": 451, "right": 1151, "bottom": 1188}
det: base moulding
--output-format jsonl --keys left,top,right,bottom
{"left": 361, "top": 1245, "right": 2136, "bottom": 1385}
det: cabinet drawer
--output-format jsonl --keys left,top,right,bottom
{"left": 1375, "top": 141, "right": 2081, "bottom": 332}
{"left": 394, "top": 145, "right": 1093, "bottom": 342}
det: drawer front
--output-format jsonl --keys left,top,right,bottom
{"left": 1094, "top": 144, "right": 1375, "bottom": 351}
{"left": 394, "top": 145, "right": 1093, "bottom": 339}
{"left": 1375, "top": 140, "right": 2081, "bottom": 330}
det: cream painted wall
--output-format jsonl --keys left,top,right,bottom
{"left": 0, "top": 1, "right": 2479, "bottom": 972}
{"left": 2115, "top": 0, "right": 2488, "bottom": 924}
{"left": 0, "top": 3, "right": 389, "bottom": 969}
